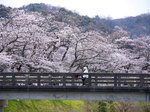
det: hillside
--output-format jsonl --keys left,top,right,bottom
{"left": 0, "top": 4, "right": 11, "bottom": 18}
{"left": 114, "top": 14, "right": 150, "bottom": 37}
{"left": 92, "top": 14, "right": 150, "bottom": 37}
{"left": 20, "top": 3, "right": 110, "bottom": 33}
{"left": 0, "top": 4, "right": 150, "bottom": 73}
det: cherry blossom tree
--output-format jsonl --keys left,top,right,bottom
{"left": 0, "top": 7, "right": 149, "bottom": 73}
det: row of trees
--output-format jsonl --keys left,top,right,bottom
{"left": 0, "top": 6, "right": 149, "bottom": 73}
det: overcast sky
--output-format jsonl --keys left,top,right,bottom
{"left": 0, "top": 0, "right": 150, "bottom": 19}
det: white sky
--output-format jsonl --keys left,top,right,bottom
{"left": 0, "top": 0, "right": 150, "bottom": 19}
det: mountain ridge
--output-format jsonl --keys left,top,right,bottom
{"left": 1, "top": 3, "right": 150, "bottom": 37}
{"left": 22, "top": 3, "right": 150, "bottom": 37}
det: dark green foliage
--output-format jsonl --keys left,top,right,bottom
{"left": 92, "top": 13, "right": 150, "bottom": 37}
{"left": 98, "top": 102, "right": 108, "bottom": 112}
{"left": 92, "top": 16, "right": 115, "bottom": 33}
{"left": 0, "top": 4, "right": 11, "bottom": 18}
{"left": 79, "top": 16, "right": 91, "bottom": 26}
{"left": 21, "top": 3, "right": 58, "bottom": 16}
{"left": 108, "top": 101, "right": 116, "bottom": 112}
{"left": 76, "top": 15, "right": 111, "bottom": 33}
{"left": 114, "top": 14, "right": 150, "bottom": 37}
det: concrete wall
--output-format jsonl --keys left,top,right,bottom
{"left": 0, "top": 91, "right": 150, "bottom": 101}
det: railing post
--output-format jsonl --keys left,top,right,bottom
{"left": 94, "top": 75, "right": 98, "bottom": 87}
{"left": 48, "top": 74, "right": 51, "bottom": 86}
{"left": 63, "top": 73, "right": 66, "bottom": 87}
{"left": 88, "top": 73, "right": 91, "bottom": 87}
{"left": 37, "top": 75, "right": 40, "bottom": 86}
{"left": 25, "top": 74, "right": 29, "bottom": 86}
{"left": 118, "top": 74, "right": 121, "bottom": 87}
{"left": 114, "top": 74, "right": 117, "bottom": 88}
{"left": 72, "top": 74, "right": 74, "bottom": 86}
{"left": 12, "top": 73, "right": 15, "bottom": 86}
{"left": 140, "top": 74, "right": 144, "bottom": 88}
{"left": 2, "top": 74, "right": 6, "bottom": 86}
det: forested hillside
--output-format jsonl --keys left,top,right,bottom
{"left": 22, "top": 3, "right": 150, "bottom": 37}
{"left": 90, "top": 14, "right": 150, "bottom": 37}
{"left": 114, "top": 14, "right": 150, "bottom": 37}
{"left": 0, "top": 4, "right": 149, "bottom": 73}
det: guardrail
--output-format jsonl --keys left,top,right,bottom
{"left": 0, "top": 73, "right": 150, "bottom": 92}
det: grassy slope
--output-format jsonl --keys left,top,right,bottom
{"left": 4, "top": 100, "right": 150, "bottom": 112}
{"left": 4, "top": 100, "right": 85, "bottom": 112}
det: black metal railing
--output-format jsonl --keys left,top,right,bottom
{"left": 0, "top": 73, "right": 150, "bottom": 92}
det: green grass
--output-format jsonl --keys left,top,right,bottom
{"left": 5, "top": 100, "right": 149, "bottom": 112}
{"left": 4, "top": 100, "right": 84, "bottom": 112}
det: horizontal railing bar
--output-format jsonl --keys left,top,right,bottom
{"left": 119, "top": 79, "right": 140, "bottom": 81}
{"left": 0, "top": 72, "right": 147, "bottom": 75}
{"left": 93, "top": 82, "right": 115, "bottom": 83}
